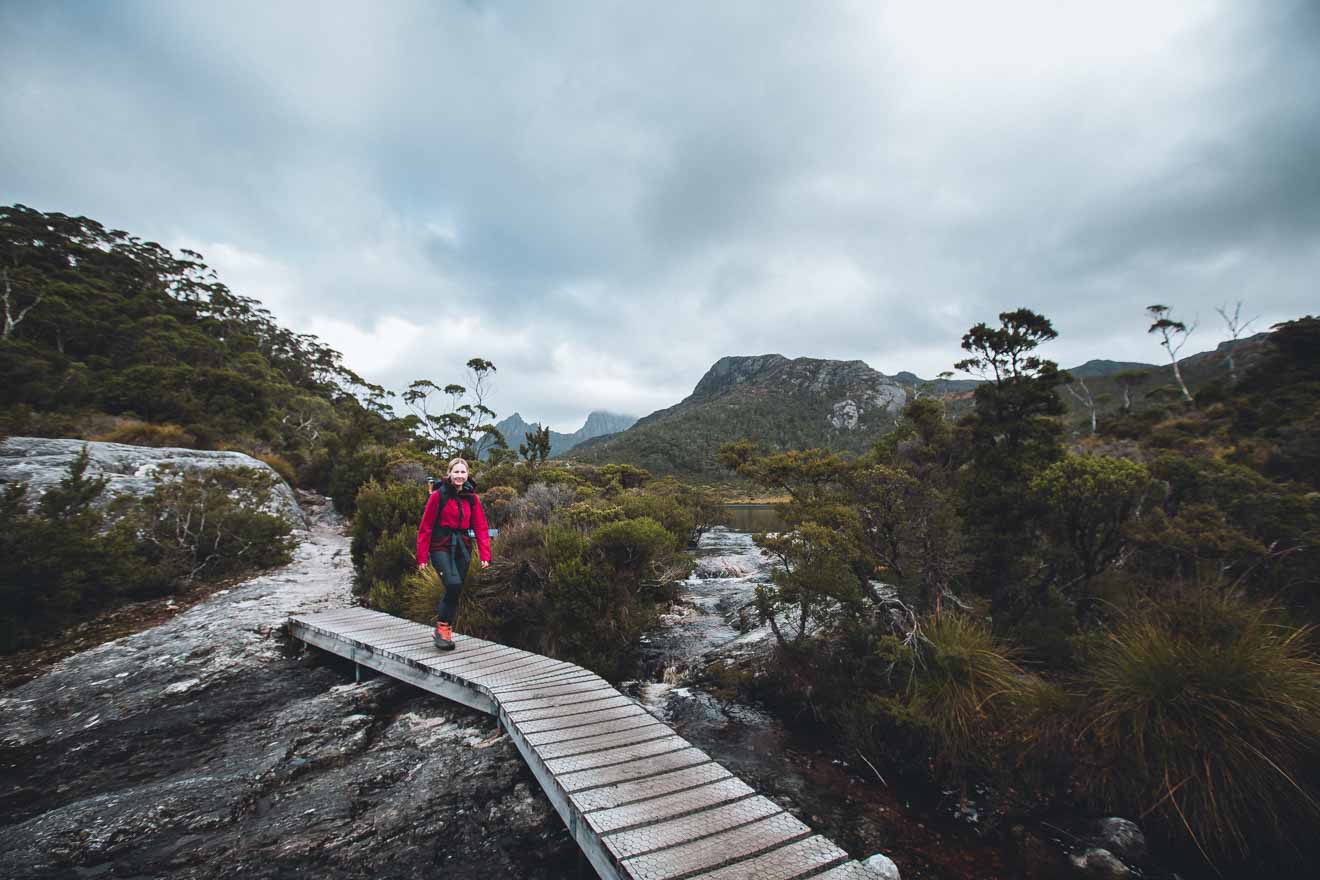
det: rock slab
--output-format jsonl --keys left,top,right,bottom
{"left": 0, "top": 496, "right": 576, "bottom": 880}
{"left": 0, "top": 436, "right": 305, "bottom": 527}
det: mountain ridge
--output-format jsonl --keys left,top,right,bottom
{"left": 567, "top": 337, "right": 1269, "bottom": 476}
{"left": 480, "top": 410, "right": 637, "bottom": 459}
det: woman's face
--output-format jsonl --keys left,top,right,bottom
{"left": 448, "top": 462, "right": 468, "bottom": 488}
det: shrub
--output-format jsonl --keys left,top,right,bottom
{"left": 318, "top": 442, "right": 425, "bottom": 514}
{"left": 90, "top": 419, "right": 196, "bottom": 448}
{"left": 554, "top": 501, "right": 624, "bottom": 532}
{"left": 483, "top": 485, "right": 518, "bottom": 527}
{"left": 355, "top": 527, "right": 418, "bottom": 605}
{"left": 257, "top": 453, "right": 297, "bottom": 486}
{"left": 366, "top": 578, "right": 407, "bottom": 617}
{"left": 0, "top": 453, "right": 292, "bottom": 652}
{"left": 1073, "top": 591, "right": 1320, "bottom": 862}
{"left": 512, "top": 482, "right": 579, "bottom": 523}
{"left": 589, "top": 516, "right": 675, "bottom": 579}
{"left": 119, "top": 466, "right": 297, "bottom": 581}
{"left": 350, "top": 479, "right": 428, "bottom": 580}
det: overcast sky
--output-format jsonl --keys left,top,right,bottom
{"left": 3, "top": 1, "right": 1317, "bottom": 430}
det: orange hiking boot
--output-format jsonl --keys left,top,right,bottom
{"left": 433, "top": 621, "right": 455, "bottom": 651}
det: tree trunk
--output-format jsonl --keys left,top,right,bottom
{"left": 1172, "top": 360, "right": 1192, "bottom": 402}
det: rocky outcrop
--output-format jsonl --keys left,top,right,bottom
{"left": 0, "top": 497, "right": 576, "bottom": 880}
{"left": 0, "top": 437, "right": 305, "bottom": 527}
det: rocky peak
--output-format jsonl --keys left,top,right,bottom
{"left": 691, "top": 354, "right": 792, "bottom": 399}
{"left": 577, "top": 411, "right": 636, "bottom": 437}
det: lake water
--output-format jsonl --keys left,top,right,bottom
{"left": 721, "top": 503, "right": 786, "bottom": 533}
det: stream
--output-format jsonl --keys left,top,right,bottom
{"left": 623, "top": 520, "right": 1164, "bottom": 880}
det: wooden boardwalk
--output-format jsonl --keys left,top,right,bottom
{"left": 289, "top": 607, "right": 876, "bottom": 880}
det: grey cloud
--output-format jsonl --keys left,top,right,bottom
{"left": 3, "top": 1, "right": 1318, "bottom": 429}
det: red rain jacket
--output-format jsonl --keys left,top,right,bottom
{"left": 416, "top": 487, "right": 491, "bottom": 564}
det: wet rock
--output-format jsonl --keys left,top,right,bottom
{"left": 1070, "top": 847, "right": 1131, "bottom": 878}
{"left": 862, "top": 851, "right": 901, "bottom": 879}
{"left": 1008, "top": 824, "right": 1070, "bottom": 879}
{"left": 0, "top": 495, "right": 575, "bottom": 880}
{"left": 1093, "top": 817, "right": 1145, "bottom": 864}
{"left": 693, "top": 555, "right": 754, "bottom": 579}
{"left": 0, "top": 436, "right": 306, "bottom": 527}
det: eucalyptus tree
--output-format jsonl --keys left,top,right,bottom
{"left": 1147, "top": 304, "right": 1196, "bottom": 402}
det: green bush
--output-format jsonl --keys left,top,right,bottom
{"left": 589, "top": 516, "right": 674, "bottom": 577}
{"left": 118, "top": 465, "right": 296, "bottom": 581}
{"left": 0, "top": 452, "right": 293, "bottom": 653}
{"left": 356, "top": 527, "right": 418, "bottom": 606}
{"left": 350, "top": 479, "right": 428, "bottom": 583}
{"left": 483, "top": 485, "right": 518, "bottom": 527}
{"left": 554, "top": 500, "right": 624, "bottom": 532}
{"left": 1073, "top": 592, "right": 1320, "bottom": 861}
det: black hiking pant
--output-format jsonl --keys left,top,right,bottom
{"left": 430, "top": 533, "right": 472, "bottom": 624}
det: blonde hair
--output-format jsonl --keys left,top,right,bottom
{"left": 447, "top": 457, "right": 470, "bottom": 474}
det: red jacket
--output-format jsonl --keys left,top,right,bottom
{"left": 416, "top": 487, "right": 492, "bottom": 564}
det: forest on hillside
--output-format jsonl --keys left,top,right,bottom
{"left": 0, "top": 205, "right": 425, "bottom": 651}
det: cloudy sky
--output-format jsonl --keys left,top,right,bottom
{"left": 3, "top": 1, "right": 1317, "bottom": 430}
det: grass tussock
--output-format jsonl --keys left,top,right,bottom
{"left": 912, "top": 612, "right": 1037, "bottom": 774}
{"left": 401, "top": 560, "right": 504, "bottom": 641}
{"left": 1075, "top": 591, "right": 1320, "bottom": 862}
{"left": 90, "top": 419, "right": 196, "bottom": 448}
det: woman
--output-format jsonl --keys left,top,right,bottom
{"left": 416, "top": 458, "right": 491, "bottom": 650}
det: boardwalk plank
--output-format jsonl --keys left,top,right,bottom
{"left": 584, "top": 777, "right": 756, "bottom": 835}
{"left": 557, "top": 746, "right": 711, "bottom": 793}
{"left": 487, "top": 669, "right": 600, "bottom": 692}
{"left": 810, "top": 862, "right": 882, "bottom": 880}
{"left": 466, "top": 656, "right": 569, "bottom": 685}
{"left": 427, "top": 646, "right": 535, "bottom": 672}
{"left": 619, "top": 812, "right": 812, "bottom": 880}
{"left": 543, "top": 735, "right": 688, "bottom": 775}
{"left": 450, "top": 654, "right": 557, "bottom": 682}
{"left": 685, "top": 835, "right": 849, "bottom": 880}
{"left": 532, "top": 722, "right": 672, "bottom": 760}
{"left": 506, "top": 694, "right": 637, "bottom": 723}
{"left": 524, "top": 713, "right": 661, "bottom": 747}
{"left": 499, "top": 679, "right": 617, "bottom": 704}
{"left": 604, "top": 796, "right": 782, "bottom": 860}
{"left": 571, "top": 761, "right": 733, "bottom": 813}
{"left": 501, "top": 683, "right": 620, "bottom": 710}
{"left": 512, "top": 704, "right": 651, "bottom": 735}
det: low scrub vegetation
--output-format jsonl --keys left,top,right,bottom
{"left": 718, "top": 312, "right": 1320, "bottom": 874}
{"left": 0, "top": 449, "right": 296, "bottom": 653}
{"left": 352, "top": 461, "right": 717, "bottom": 679}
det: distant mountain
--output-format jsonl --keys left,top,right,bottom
{"left": 568, "top": 355, "right": 912, "bottom": 475}
{"left": 479, "top": 410, "right": 638, "bottom": 459}
{"left": 1064, "top": 359, "right": 1158, "bottom": 378}
{"left": 566, "top": 336, "right": 1280, "bottom": 475}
